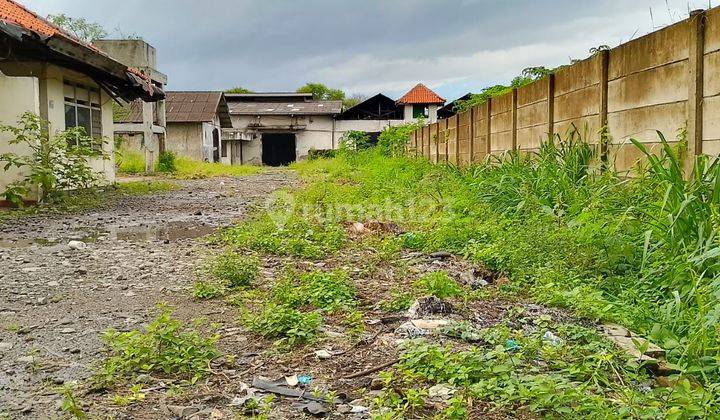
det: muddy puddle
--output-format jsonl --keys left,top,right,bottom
{"left": 0, "top": 221, "right": 216, "bottom": 248}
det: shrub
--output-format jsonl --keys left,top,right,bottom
{"left": 377, "top": 120, "right": 424, "bottom": 157}
{"left": 212, "top": 252, "right": 260, "bottom": 288}
{"left": 96, "top": 305, "right": 219, "bottom": 387}
{"left": 380, "top": 289, "right": 415, "bottom": 312}
{"left": 156, "top": 151, "right": 177, "bottom": 173}
{"left": 299, "top": 270, "right": 356, "bottom": 311}
{"left": 0, "top": 112, "right": 107, "bottom": 205}
{"left": 416, "top": 271, "right": 463, "bottom": 299}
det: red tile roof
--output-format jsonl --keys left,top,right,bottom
{"left": 0, "top": 0, "right": 152, "bottom": 85}
{"left": 397, "top": 83, "right": 446, "bottom": 105}
{"left": 0, "top": 0, "right": 60, "bottom": 37}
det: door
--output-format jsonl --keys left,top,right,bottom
{"left": 212, "top": 128, "right": 220, "bottom": 163}
{"left": 262, "top": 133, "right": 296, "bottom": 166}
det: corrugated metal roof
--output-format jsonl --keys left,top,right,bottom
{"left": 166, "top": 91, "right": 232, "bottom": 127}
{"left": 397, "top": 83, "right": 445, "bottom": 105}
{"left": 228, "top": 100, "right": 342, "bottom": 116}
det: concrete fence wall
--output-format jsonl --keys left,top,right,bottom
{"left": 408, "top": 7, "right": 720, "bottom": 173}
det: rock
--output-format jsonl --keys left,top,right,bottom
{"left": 75, "top": 267, "right": 88, "bottom": 275}
{"left": 47, "top": 281, "right": 60, "bottom": 287}
{"left": 0, "top": 342, "right": 13, "bottom": 353}
{"left": 459, "top": 270, "right": 489, "bottom": 289}
{"left": 350, "top": 405, "right": 369, "bottom": 413}
{"left": 428, "top": 384, "right": 456, "bottom": 401}
{"left": 314, "top": 350, "right": 333, "bottom": 359}
{"left": 59, "top": 328, "right": 76, "bottom": 334}
{"left": 369, "top": 378, "right": 384, "bottom": 390}
{"left": 411, "top": 319, "right": 451, "bottom": 330}
{"left": 285, "top": 374, "right": 299, "bottom": 387}
{"left": 292, "top": 400, "right": 329, "bottom": 417}
{"left": 167, "top": 405, "right": 201, "bottom": 418}
{"left": 17, "top": 355, "right": 34, "bottom": 364}
{"left": 429, "top": 251, "right": 452, "bottom": 259}
{"left": 407, "top": 296, "right": 453, "bottom": 318}
{"left": 349, "top": 222, "right": 366, "bottom": 234}
{"left": 337, "top": 404, "right": 352, "bottom": 414}
{"left": 68, "top": 241, "right": 87, "bottom": 250}
{"left": 37, "top": 297, "right": 48, "bottom": 305}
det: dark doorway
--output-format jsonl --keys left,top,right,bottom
{"left": 262, "top": 133, "right": 296, "bottom": 166}
{"left": 212, "top": 129, "right": 220, "bottom": 163}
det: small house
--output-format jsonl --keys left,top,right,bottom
{"left": 396, "top": 83, "right": 445, "bottom": 123}
{"left": 164, "top": 91, "right": 233, "bottom": 162}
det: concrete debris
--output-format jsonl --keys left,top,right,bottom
{"left": 67, "top": 241, "right": 87, "bottom": 250}
{"left": 167, "top": 405, "right": 201, "bottom": 418}
{"left": 395, "top": 319, "right": 450, "bottom": 338}
{"left": 408, "top": 296, "right": 453, "bottom": 319}
{"left": 428, "top": 384, "right": 456, "bottom": 401}
{"left": 314, "top": 349, "right": 333, "bottom": 359}
{"left": 291, "top": 400, "right": 329, "bottom": 417}
{"left": 601, "top": 324, "right": 666, "bottom": 360}
{"left": 428, "top": 251, "right": 452, "bottom": 259}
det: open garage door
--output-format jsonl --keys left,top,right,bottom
{"left": 262, "top": 133, "right": 296, "bottom": 166}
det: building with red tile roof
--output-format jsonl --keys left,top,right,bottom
{"left": 396, "top": 83, "right": 445, "bottom": 122}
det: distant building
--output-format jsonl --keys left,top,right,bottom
{"left": 223, "top": 93, "right": 342, "bottom": 166}
{"left": 0, "top": 0, "right": 164, "bottom": 203}
{"left": 396, "top": 83, "right": 445, "bottom": 123}
{"left": 164, "top": 92, "right": 232, "bottom": 162}
{"left": 94, "top": 40, "right": 167, "bottom": 172}
{"left": 221, "top": 84, "right": 446, "bottom": 166}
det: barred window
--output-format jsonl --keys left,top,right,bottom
{"left": 64, "top": 81, "right": 102, "bottom": 146}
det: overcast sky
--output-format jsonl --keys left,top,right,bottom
{"left": 22, "top": 0, "right": 716, "bottom": 101}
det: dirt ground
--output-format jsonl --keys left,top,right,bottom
{"left": 0, "top": 172, "right": 576, "bottom": 419}
{"left": 0, "top": 173, "right": 293, "bottom": 418}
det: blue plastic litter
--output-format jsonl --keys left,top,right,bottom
{"left": 298, "top": 374, "right": 313, "bottom": 385}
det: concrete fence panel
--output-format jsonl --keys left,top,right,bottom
{"left": 458, "top": 111, "right": 471, "bottom": 165}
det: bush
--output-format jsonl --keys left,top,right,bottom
{"left": 156, "top": 151, "right": 177, "bottom": 173}
{"left": 376, "top": 120, "right": 424, "bottom": 157}
{"left": 96, "top": 305, "right": 219, "bottom": 387}
{"left": 212, "top": 252, "right": 260, "bottom": 288}
{"left": 193, "top": 281, "right": 225, "bottom": 299}
{"left": 416, "top": 271, "right": 463, "bottom": 299}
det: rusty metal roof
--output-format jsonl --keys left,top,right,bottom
{"left": 166, "top": 91, "right": 232, "bottom": 127}
{"left": 397, "top": 83, "right": 445, "bottom": 105}
{"left": 227, "top": 100, "right": 342, "bottom": 116}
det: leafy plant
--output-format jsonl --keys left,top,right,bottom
{"left": 58, "top": 384, "right": 86, "bottom": 419}
{"left": 155, "top": 151, "right": 177, "bottom": 173}
{"left": 193, "top": 281, "right": 225, "bottom": 299}
{"left": 380, "top": 289, "right": 414, "bottom": 312}
{"left": 0, "top": 112, "right": 107, "bottom": 204}
{"left": 243, "top": 304, "right": 322, "bottom": 347}
{"left": 416, "top": 271, "right": 463, "bottom": 299}
{"left": 96, "top": 305, "right": 220, "bottom": 387}
{"left": 211, "top": 251, "right": 260, "bottom": 288}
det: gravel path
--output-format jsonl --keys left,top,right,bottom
{"left": 0, "top": 172, "right": 292, "bottom": 418}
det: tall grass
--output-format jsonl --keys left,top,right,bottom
{"left": 117, "top": 149, "right": 145, "bottom": 174}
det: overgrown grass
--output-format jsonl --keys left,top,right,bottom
{"left": 276, "top": 125, "right": 720, "bottom": 416}
{"left": 172, "top": 157, "right": 262, "bottom": 179}
{"left": 117, "top": 149, "right": 145, "bottom": 174}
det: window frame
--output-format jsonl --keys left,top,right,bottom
{"left": 63, "top": 80, "right": 103, "bottom": 148}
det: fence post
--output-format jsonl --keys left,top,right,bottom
{"left": 511, "top": 88, "right": 518, "bottom": 151}
{"left": 686, "top": 9, "right": 706, "bottom": 176}
{"left": 469, "top": 107, "right": 475, "bottom": 163}
{"left": 445, "top": 119, "right": 449, "bottom": 162}
{"left": 486, "top": 98, "right": 492, "bottom": 156}
{"left": 455, "top": 113, "right": 461, "bottom": 165}
{"left": 599, "top": 49, "right": 610, "bottom": 167}
{"left": 435, "top": 122, "right": 440, "bottom": 163}
{"left": 547, "top": 74, "right": 555, "bottom": 137}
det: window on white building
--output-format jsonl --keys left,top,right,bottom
{"left": 64, "top": 81, "right": 102, "bottom": 146}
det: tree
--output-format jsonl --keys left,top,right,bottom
{"left": 0, "top": 113, "right": 107, "bottom": 205}
{"left": 297, "top": 83, "right": 345, "bottom": 101}
{"left": 47, "top": 14, "right": 108, "bottom": 43}
{"left": 343, "top": 94, "right": 367, "bottom": 109}
{"left": 226, "top": 87, "right": 254, "bottom": 94}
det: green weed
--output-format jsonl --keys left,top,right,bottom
{"left": 243, "top": 304, "right": 322, "bottom": 347}
{"left": 117, "top": 149, "right": 145, "bottom": 174}
{"left": 173, "top": 157, "right": 262, "bottom": 179}
{"left": 115, "top": 181, "right": 179, "bottom": 195}
{"left": 211, "top": 251, "right": 260, "bottom": 288}
{"left": 193, "top": 281, "right": 225, "bottom": 299}
{"left": 380, "top": 289, "right": 414, "bottom": 313}
{"left": 416, "top": 271, "right": 463, "bottom": 299}
{"left": 156, "top": 151, "right": 177, "bottom": 173}
{"left": 58, "top": 384, "right": 86, "bottom": 419}
{"left": 96, "top": 305, "right": 220, "bottom": 387}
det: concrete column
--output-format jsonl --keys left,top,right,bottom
{"left": 486, "top": 99, "right": 492, "bottom": 156}
{"left": 469, "top": 106, "right": 475, "bottom": 163}
{"left": 547, "top": 74, "right": 555, "bottom": 137}
{"left": 511, "top": 89, "right": 518, "bottom": 151}
{"left": 686, "top": 9, "right": 706, "bottom": 176}
{"left": 599, "top": 50, "right": 610, "bottom": 166}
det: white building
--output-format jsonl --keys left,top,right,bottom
{"left": 0, "top": 0, "right": 164, "bottom": 204}
{"left": 222, "top": 84, "right": 445, "bottom": 166}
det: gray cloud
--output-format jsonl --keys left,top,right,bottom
{"left": 24, "top": 0, "right": 716, "bottom": 100}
